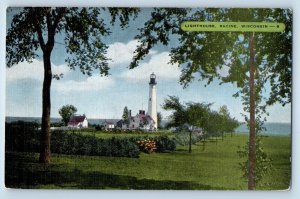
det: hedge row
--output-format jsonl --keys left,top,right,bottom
{"left": 5, "top": 122, "right": 140, "bottom": 158}
{"left": 5, "top": 121, "right": 40, "bottom": 152}
{"left": 6, "top": 122, "right": 176, "bottom": 158}
{"left": 51, "top": 132, "right": 140, "bottom": 157}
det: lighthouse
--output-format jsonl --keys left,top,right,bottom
{"left": 148, "top": 73, "right": 158, "bottom": 130}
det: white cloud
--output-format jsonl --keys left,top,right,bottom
{"left": 53, "top": 76, "right": 115, "bottom": 92}
{"left": 120, "top": 52, "right": 181, "bottom": 82}
{"left": 107, "top": 40, "right": 156, "bottom": 66}
{"left": 6, "top": 59, "right": 70, "bottom": 81}
{"left": 217, "top": 65, "right": 230, "bottom": 77}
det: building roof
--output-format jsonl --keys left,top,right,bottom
{"left": 104, "top": 120, "right": 115, "bottom": 125}
{"left": 132, "top": 113, "right": 155, "bottom": 122}
{"left": 68, "top": 115, "right": 86, "bottom": 125}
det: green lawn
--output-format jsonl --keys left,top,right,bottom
{"left": 5, "top": 134, "right": 291, "bottom": 190}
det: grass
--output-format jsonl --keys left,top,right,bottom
{"left": 5, "top": 134, "right": 291, "bottom": 190}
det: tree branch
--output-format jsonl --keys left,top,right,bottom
{"left": 53, "top": 8, "right": 67, "bottom": 30}
{"left": 46, "top": 8, "right": 67, "bottom": 50}
{"left": 34, "top": 23, "right": 45, "bottom": 52}
{"left": 46, "top": 8, "right": 53, "bottom": 33}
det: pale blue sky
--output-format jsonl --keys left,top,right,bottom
{"left": 5, "top": 8, "right": 291, "bottom": 123}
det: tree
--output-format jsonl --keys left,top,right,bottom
{"left": 163, "top": 96, "right": 210, "bottom": 153}
{"left": 219, "top": 105, "right": 240, "bottom": 138}
{"left": 163, "top": 96, "right": 238, "bottom": 152}
{"left": 131, "top": 8, "right": 291, "bottom": 189}
{"left": 162, "top": 96, "right": 186, "bottom": 128}
{"left": 122, "top": 106, "right": 130, "bottom": 126}
{"left": 163, "top": 96, "right": 214, "bottom": 132}
{"left": 219, "top": 105, "right": 230, "bottom": 120}
{"left": 185, "top": 102, "right": 212, "bottom": 131}
{"left": 6, "top": 7, "right": 139, "bottom": 163}
{"left": 157, "top": 112, "right": 163, "bottom": 129}
{"left": 59, "top": 105, "right": 77, "bottom": 126}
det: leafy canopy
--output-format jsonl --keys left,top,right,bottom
{"left": 163, "top": 96, "right": 239, "bottom": 136}
{"left": 130, "top": 8, "right": 292, "bottom": 106}
{"left": 58, "top": 105, "right": 77, "bottom": 126}
{"left": 6, "top": 7, "right": 139, "bottom": 76}
{"left": 122, "top": 106, "right": 130, "bottom": 125}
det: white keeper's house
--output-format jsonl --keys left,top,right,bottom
{"left": 67, "top": 114, "right": 88, "bottom": 128}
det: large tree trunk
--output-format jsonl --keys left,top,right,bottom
{"left": 39, "top": 50, "right": 52, "bottom": 163}
{"left": 248, "top": 32, "right": 256, "bottom": 190}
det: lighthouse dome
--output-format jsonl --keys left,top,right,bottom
{"left": 149, "top": 73, "right": 157, "bottom": 85}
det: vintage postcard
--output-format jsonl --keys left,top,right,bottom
{"left": 5, "top": 7, "right": 291, "bottom": 190}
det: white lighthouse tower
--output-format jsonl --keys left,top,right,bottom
{"left": 148, "top": 73, "right": 158, "bottom": 130}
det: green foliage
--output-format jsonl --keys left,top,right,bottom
{"left": 237, "top": 135, "right": 273, "bottom": 185}
{"left": 51, "top": 132, "right": 141, "bottom": 158}
{"left": 185, "top": 102, "right": 212, "bottom": 129}
{"left": 95, "top": 124, "right": 104, "bottom": 131}
{"left": 5, "top": 124, "right": 141, "bottom": 158}
{"left": 6, "top": 7, "right": 141, "bottom": 162}
{"left": 5, "top": 122, "right": 176, "bottom": 157}
{"left": 5, "top": 121, "right": 40, "bottom": 152}
{"left": 122, "top": 106, "right": 130, "bottom": 126}
{"left": 157, "top": 112, "right": 163, "bottom": 129}
{"left": 218, "top": 106, "right": 240, "bottom": 135}
{"left": 163, "top": 96, "right": 239, "bottom": 153}
{"left": 6, "top": 7, "right": 139, "bottom": 75}
{"left": 174, "top": 131, "right": 202, "bottom": 146}
{"left": 112, "top": 129, "right": 146, "bottom": 134}
{"left": 132, "top": 9, "right": 291, "bottom": 188}
{"left": 5, "top": 134, "right": 291, "bottom": 190}
{"left": 51, "top": 122, "right": 64, "bottom": 127}
{"left": 130, "top": 8, "right": 291, "bottom": 105}
{"left": 108, "top": 8, "right": 140, "bottom": 29}
{"left": 58, "top": 104, "right": 77, "bottom": 125}
{"left": 162, "top": 96, "right": 186, "bottom": 128}
{"left": 154, "top": 135, "right": 176, "bottom": 152}
{"left": 163, "top": 96, "right": 238, "bottom": 138}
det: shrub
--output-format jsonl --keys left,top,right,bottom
{"left": 174, "top": 131, "right": 203, "bottom": 146}
{"left": 105, "top": 137, "right": 140, "bottom": 157}
{"left": 5, "top": 121, "right": 40, "bottom": 152}
{"left": 51, "top": 122, "right": 64, "bottom": 127}
{"left": 5, "top": 125, "right": 140, "bottom": 158}
{"left": 6, "top": 123, "right": 175, "bottom": 157}
{"left": 75, "top": 127, "right": 96, "bottom": 132}
{"left": 154, "top": 136, "right": 176, "bottom": 152}
{"left": 95, "top": 125, "right": 104, "bottom": 131}
{"left": 50, "top": 132, "right": 140, "bottom": 158}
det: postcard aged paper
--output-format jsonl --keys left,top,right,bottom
{"left": 5, "top": 7, "right": 291, "bottom": 190}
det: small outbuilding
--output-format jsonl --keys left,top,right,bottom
{"left": 104, "top": 120, "right": 115, "bottom": 131}
{"left": 68, "top": 114, "right": 88, "bottom": 129}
